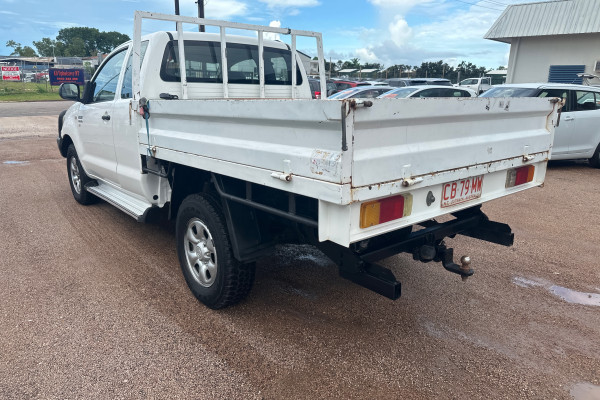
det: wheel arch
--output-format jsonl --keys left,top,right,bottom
{"left": 59, "top": 134, "right": 74, "bottom": 158}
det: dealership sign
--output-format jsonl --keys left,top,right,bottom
{"left": 49, "top": 68, "right": 85, "bottom": 86}
{"left": 1, "top": 66, "right": 20, "bottom": 81}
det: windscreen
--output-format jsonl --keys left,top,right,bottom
{"left": 378, "top": 87, "right": 419, "bottom": 98}
{"left": 479, "top": 87, "right": 539, "bottom": 98}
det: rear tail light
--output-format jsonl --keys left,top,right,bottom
{"left": 506, "top": 165, "right": 535, "bottom": 188}
{"left": 315, "top": 91, "right": 321, "bottom": 99}
{"left": 360, "top": 194, "right": 413, "bottom": 229}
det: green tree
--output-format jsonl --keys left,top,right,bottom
{"left": 33, "top": 38, "right": 63, "bottom": 57}
{"left": 415, "top": 61, "right": 454, "bottom": 79}
{"left": 362, "top": 62, "right": 382, "bottom": 70}
{"left": 5, "top": 40, "right": 38, "bottom": 57}
{"left": 386, "top": 64, "right": 414, "bottom": 78}
{"left": 97, "top": 31, "right": 130, "bottom": 54}
{"left": 56, "top": 27, "right": 99, "bottom": 56}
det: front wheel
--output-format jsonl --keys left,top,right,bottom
{"left": 176, "top": 194, "right": 255, "bottom": 309}
{"left": 589, "top": 143, "right": 600, "bottom": 168}
{"left": 66, "top": 144, "right": 96, "bottom": 205}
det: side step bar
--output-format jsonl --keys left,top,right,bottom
{"left": 86, "top": 182, "right": 152, "bottom": 222}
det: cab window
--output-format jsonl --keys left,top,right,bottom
{"left": 90, "top": 48, "right": 128, "bottom": 103}
{"left": 574, "top": 91, "right": 598, "bottom": 111}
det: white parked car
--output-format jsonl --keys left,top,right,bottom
{"left": 328, "top": 85, "right": 394, "bottom": 99}
{"left": 480, "top": 83, "right": 600, "bottom": 167}
{"left": 456, "top": 77, "right": 492, "bottom": 94}
{"left": 377, "top": 85, "right": 477, "bottom": 98}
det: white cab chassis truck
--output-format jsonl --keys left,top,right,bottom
{"left": 57, "top": 12, "right": 561, "bottom": 309}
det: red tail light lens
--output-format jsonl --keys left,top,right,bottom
{"left": 506, "top": 165, "right": 535, "bottom": 188}
{"left": 315, "top": 91, "right": 321, "bottom": 99}
{"left": 360, "top": 194, "right": 413, "bottom": 228}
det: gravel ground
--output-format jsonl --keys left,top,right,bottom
{"left": 1, "top": 102, "right": 599, "bottom": 399}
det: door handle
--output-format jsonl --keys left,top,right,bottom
{"left": 102, "top": 114, "right": 111, "bottom": 121}
{"left": 563, "top": 116, "right": 574, "bottom": 121}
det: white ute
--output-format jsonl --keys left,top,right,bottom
{"left": 56, "top": 12, "right": 561, "bottom": 309}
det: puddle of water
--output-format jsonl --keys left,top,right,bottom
{"left": 550, "top": 286, "right": 600, "bottom": 307}
{"left": 2, "top": 160, "right": 29, "bottom": 165}
{"left": 513, "top": 277, "right": 544, "bottom": 288}
{"left": 513, "top": 277, "right": 600, "bottom": 307}
{"left": 570, "top": 382, "right": 600, "bottom": 400}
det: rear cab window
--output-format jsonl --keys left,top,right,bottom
{"left": 160, "top": 40, "right": 303, "bottom": 85}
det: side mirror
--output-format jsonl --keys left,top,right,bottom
{"left": 59, "top": 83, "right": 80, "bottom": 101}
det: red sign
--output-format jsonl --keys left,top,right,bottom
{"left": 2, "top": 66, "right": 20, "bottom": 81}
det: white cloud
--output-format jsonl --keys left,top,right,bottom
{"left": 355, "top": 47, "right": 380, "bottom": 63}
{"left": 178, "top": 0, "right": 248, "bottom": 20}
{"left": 264, "top": 20, "right": 281, "bottom": 40}
{"left": 259, "top": 0, "right": 319, "bottom": 7}
{"left": 367, "top": 0, "right": 434, "bottom": 15}
{"left": 388, "top": 16, "right": 412, "bottom": 46}
{"left": 348, "top": 0, "right": 514, "bottom": 68}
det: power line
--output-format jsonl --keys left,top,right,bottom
{"left": 480, "top": 0, "right": 511, "bottom": 7}
{"left": 450, "top": 0, "right": 505, "bottom": 11}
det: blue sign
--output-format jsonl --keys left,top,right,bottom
{"left": 49, "top": 68, "right": 85, "bottom": 86}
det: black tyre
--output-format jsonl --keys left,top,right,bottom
{"left": 176, "top": 194, "right": 255, "bottom": 309}
{"left": 589, "top": 143, "right": 600, "bottom": 168}
{"left": 66, "top": 144, "right": 96, "bottom": 205}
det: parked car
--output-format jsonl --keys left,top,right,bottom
{"left": 384, "top": 78, "right": 453, "bottom": 87}
{"left": 480, "top": 83, "right": 600, "bottom": 166}
{"left": 328, "top": 85, "right": 394, "bottom": 99}
{"left": 308, "top": 78, "right": 337, "bottom": 99}
{"left": 378, "top": 85, "right": 476, "bottom": 99}
{"left": 456, "top": 77, "right": 492, "bottom": 94}
{"left": 363, "top": 80, "right": 388, "bottom": 86}
{"left": 332, "top": 80, "right": 371, "bottom": 92}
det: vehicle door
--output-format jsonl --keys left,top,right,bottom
{"left": 111, "top": 42, "right": 150, "bottom": 195}
{"left": 566, "top": 90, "right": 600, "bottom": 157}
{"left": 76, "top": 47, "right": 128, "bottom": 184}
{"left": 537, "top": 88, "right": 571, "bottom": 157}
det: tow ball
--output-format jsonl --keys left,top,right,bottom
{"left": 439, "top": 245, "right": 474, "bottom": 281}
{"left": 413, "top": 243, "right": 474, "bottom": 281}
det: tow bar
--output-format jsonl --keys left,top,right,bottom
{"left": 316, "top": 207, "right": 512, "bottom": 300}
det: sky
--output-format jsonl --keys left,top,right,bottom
{"left": 0, "top": 0, "right": 544, "bottom": 69}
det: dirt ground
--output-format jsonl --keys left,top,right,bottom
{"left": 1, "top": 102, "right": 599, "bottom": 399}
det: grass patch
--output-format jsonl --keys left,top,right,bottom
{"left": 0, "top": 81, "right": 62, "bottom": 102}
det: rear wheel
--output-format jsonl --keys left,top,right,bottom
{"left": 176, "top": 194, "right": 255, "bottom": 309}
{"left": 589, "top": 143, "right": 600, "bottom": 168}
{"left": 66, "top": 144, "right": 96, "bottom": 205}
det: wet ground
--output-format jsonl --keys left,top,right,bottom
{"left": 1, "top": 102, "right": 599, "bottom": 399}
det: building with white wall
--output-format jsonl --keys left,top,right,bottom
{"left": 484, "top": 0, "right": 600, "bottom": 84}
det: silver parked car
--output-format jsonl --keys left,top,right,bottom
{"left": 327, "top": 86, "right": 394, "bottom": 99}
{"left": 377, "top": 85, "right": 477, "bottom": 99}
{"left": 480, "top": 83, "right": 600, "bottom": 167}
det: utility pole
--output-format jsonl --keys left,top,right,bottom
{"left": 197, "top": 0, "right": 205, "bottom": 32}
{"left": 174, "top": 0, "right": 180, "bottom": 30}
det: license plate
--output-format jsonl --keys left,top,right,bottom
{"left": 440, "top": 176, "right": 483, "bottom": 208}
